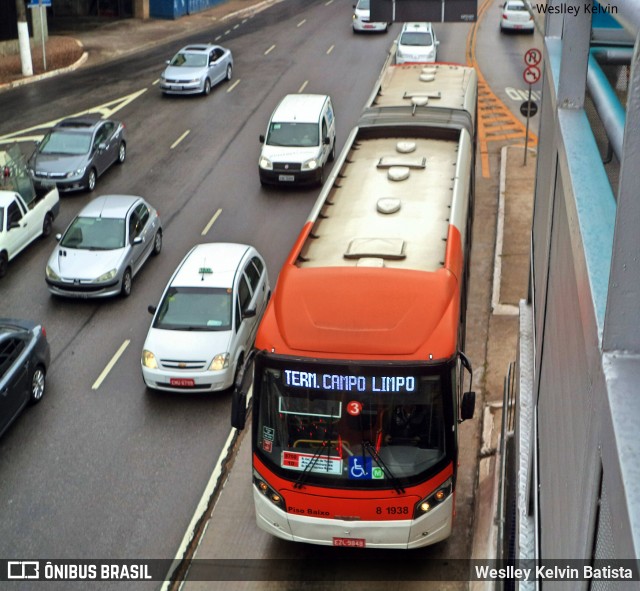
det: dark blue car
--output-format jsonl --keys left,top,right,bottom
{"left": 0, "top": 319, "right": 50, "bottom": 438}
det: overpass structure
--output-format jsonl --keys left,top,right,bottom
{"left": 502, "top": 0, "right": 640, "bottom": 586}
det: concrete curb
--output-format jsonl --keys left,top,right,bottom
{"left": 0, "top": 39, "right": 87, "bottom": 92}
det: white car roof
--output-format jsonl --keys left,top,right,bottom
{"left": 401, "top": 22, "right": 433, "bottom": 33}
{"left": 170, "top": 243, "right": 251, "bottom": 289}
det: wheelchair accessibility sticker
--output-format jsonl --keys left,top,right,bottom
{"left": 348, "top": 456, "right": 384, "bottom": 479}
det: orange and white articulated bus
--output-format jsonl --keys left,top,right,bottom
{"left": 232, "top": 62, "right": 478, "bottom": 550}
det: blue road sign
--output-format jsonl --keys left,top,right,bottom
{"left": 28, "top": 0, "right": 52, "bottom": 7}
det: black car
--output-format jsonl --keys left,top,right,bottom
{"left": 0, "top": 319, "right": 50, "bottom": 438}
{"left": 28, "top": 114, "right": 127, "bottom": 193}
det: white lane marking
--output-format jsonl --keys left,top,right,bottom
{"left": 325, "top": 0, "right": 334, "bottom": 4}
{"left": 161, "top": 386, "right": 253, "bottom": 591}
{"left": 215, "top": 35, "right": 222, "bottom": 41}
{"left": 201, "top": 209, "right": 222, "bottom": 236}
{"left": 326, "top": 44, "right": 335, "bottom": 55}
{"left": 297, "top": 19, "right": 306, "bottom": 27}
{"left": 0, "top": 88, "right": 147, "bottom": 145}
{"left": 298, "top": 80, "right": 309, "bottom": 93}
{"left": 264, "top": 44, "right": 276, "bottom": 55}
{"left": 505, "top": 86, "right": 542, "bottom": 102}
{"left": 171, "top": 130, "right": 190, "bottom": 149}
{"left": 225, "top": 29, "right": 231, "bottom": 35}
{"left": 152, "top": 79, "right": 159, "bottom": 85}
{"left": 92, "top": 340, "right": 130, "bottom": 390}
{"left": 227, "top": 79, "right": 240, "bottom": 93}
{"left": 233, "top": 24, "right": 240, "bottom": 29}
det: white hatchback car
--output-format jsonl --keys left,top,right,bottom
{"left": 500, "top": 0, "right": 534, "bottom": 33}
{"left": 395, "top": 22, "right": 439, "bottom": 64}
{"left": 141, "top": 243, "right": 270, "bottom": 393}
{"left": 352, "top": 0, "right": 388, "bottom": 33}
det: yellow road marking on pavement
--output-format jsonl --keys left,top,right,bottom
{"left": 264, "top": 44, "right": 276, "bottom": 55}
{"left": 92, "top": 340, "right": 130, "bottom": 390}
{"left": 0, "top": 88, "right": 147, "bottom": 145}
{"left": 202, "top": 208, "right": 222, "bottom": 236}
{"left": 466, "top": 0, "right": 537, "bottom": 178}
{"left": 171, "top": 130, "right": 190, "bottom": 149}
{"left": 298, "top": 80, "right": 309, "bottom": 93}
{"left": 326, "top": 45, "right": 335, "bottom": 55}
{"left": 297, "top": 19, "right": 306, "bottom": 27}
{"left": 227, "top": 79, "right": 240, "bottom": 93}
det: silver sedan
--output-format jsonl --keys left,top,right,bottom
{"left": 159, "top": 43, "right": 233, "bottom": 96}
{"left": 45, "top": 195, "right": 162, "bottom": 298}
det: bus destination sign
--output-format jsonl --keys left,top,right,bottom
{"left": 283, "top": 369, "right": 416, "bottom": 393}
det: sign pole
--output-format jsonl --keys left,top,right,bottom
{"left": 40, "top": 2, "right": 47, "bottom": 71}
{"left": 524, "top": 84, "right": 531, "bottom": 166}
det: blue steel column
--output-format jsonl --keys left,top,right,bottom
{"left": 603, "top": 34, "right": 640, "bottom": 353}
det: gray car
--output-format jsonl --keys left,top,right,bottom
{"left": 159, "top": 43, "right": 233, "bottom": 96}
{"left": 28, "top": 115, "right": 126, "bottom": 193}
{"left": 45, "top": 195, "right": 162, "bottom": 299}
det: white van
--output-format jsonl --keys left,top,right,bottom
{"left": 258, "top": 94, "right": 336, "bottom": 186}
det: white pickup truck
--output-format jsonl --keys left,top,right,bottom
{"left": 1, "top": 146, "right": 60, "bottom": 278}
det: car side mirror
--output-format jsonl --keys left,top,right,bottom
{"left": 243, "top": 307, "right": 257, "bottom": 319}
{"left": 436, "top": 40, "right": 440, "bottom": 45}
{"left": 147, "top": 305, "right": 156, "bottom": 315}
{"left": 98, "top": 142, "right": 107, "bottom": 152}
{"left": 9, "top": 221, "right": 20, "bottom": 230}
{"left": 133, "top": 236, "right": 143, "bottom": 245}
{"left": 460, "top": 391, "right": 476, "bottom": 421}
{"left": 55, "top": 233, "right": 62, "bottom": 241}
{"left": 165, "top": 60, "right": 171, "bottom": 65}
{"left": 259, "top": 134, "right": 265, "bottom": 143}
{"left": 323, "top": 137, "right": 330, "bottom": 145}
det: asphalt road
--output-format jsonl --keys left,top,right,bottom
{"left": 0, "top": 0, "right": 535, "bottom": 588}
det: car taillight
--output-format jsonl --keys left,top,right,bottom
{"left": 41, "top": 326, "right": 47, "bottom": 338}
{"left": 502, "top": 14, "right": 508, "bottom": 19}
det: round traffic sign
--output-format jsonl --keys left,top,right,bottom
{"left": 523, "top": 65, "right": 541, "bottom": 85}
{"left": 525, "top": 48, "right": 542, "bottom": 66}
{"left": 520, "top": 100, "right": 538, "bottom": 117}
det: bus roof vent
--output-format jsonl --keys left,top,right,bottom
{"left": 396, "top": 141, "right": 416, "bottom": 153}
{"left": 377, "top": 198, "right": 401, "bottom": 214}
{"left": 356, "top": 257, "right": 386, "bottom": 268}
{"left": 411, "top": 96, "right": 429, "bottom": 107}
{"left": 378, "top": 156, "right": 426, "bottom": 169}
{"left": 387, "top": 166, "right": 410, "bottom": 181}
{"left": 419, "top": 73, "right": 436, "bottom": 82}
{"left": 422, "top": 67, "right": 437, "bottom": 76}
{"left": 345, "top": 238, "right": 406, "bottom": 260}
{"left": 404, "top": 90, "right": 441, "bottom": 100}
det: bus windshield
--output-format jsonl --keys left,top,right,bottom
{"left": 254, "top": 358, "right": 454, "bottom": 489}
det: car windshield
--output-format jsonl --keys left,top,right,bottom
{"left": 506, "top": 3, "right": 527, "bottom": 10}
{"left": 60, "top": 216, "right": 126, "bottom": 250}
{"left": 255, "top": 359, "right": 453, "bottom": 489}
{"left": 266, "top": 122, "right": 319, "bottom": 147}
{"left": 357, "top": 0, "right": 370, "bottom": 9}
{"left": 153, "top": 287, "right": 232, "bottom": 331}
{"left": 400, "top": 32, "right": 433, "bottom": 46}
{"left": 170, "top": 53, "right": 208, "bottom": 67}
{"left": 39, "top": 130, "right": 92, "bottom": 156}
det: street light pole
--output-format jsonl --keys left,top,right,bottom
{"left": 15, "top": 0, "right": 34, "bottom": 76}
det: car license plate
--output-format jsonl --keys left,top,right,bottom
{"left": 333, "top": 537, "right": 366, "bottom": 548}
{"left": 278, "top": 174, "right": 295, "bottom": 182}
{"left": 170, "top": 378, "right": 195, "bottom": 387}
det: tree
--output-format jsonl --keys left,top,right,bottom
{"left": 16, "top": 0, "right": 33, "bottom": 76}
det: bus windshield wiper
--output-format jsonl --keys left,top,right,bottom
{"left": 293, "top": 438, "right": 332, "bottom": 490}
{"left": 363, "top": 440, "right": 405, "bottom": 494}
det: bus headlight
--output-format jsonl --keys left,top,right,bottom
{"left": 253, "top": 471, "right": 286, "bottom": 510}
{"left": 413, "top": 478, "right": 452, "bottom": 518}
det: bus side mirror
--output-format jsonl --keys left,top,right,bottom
{"left": 231, "top": 389, "right": 247, "bottom": 430}
{"left": 259, "top": 134, "right": 265, "bottom": 143}
{"left": 460, "top": 391, "right": 475, "bottom": 421}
